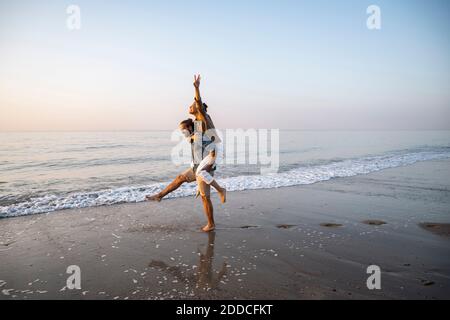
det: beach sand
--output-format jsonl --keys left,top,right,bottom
{"left": 1, "top": 160, "right": 449, "bottom": 300}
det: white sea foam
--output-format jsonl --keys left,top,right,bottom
{"left": 1, "top": 148, "right": 449, "bottom": 218}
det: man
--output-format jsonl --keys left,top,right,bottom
{"left": 146, "top": 75, "right": 226, "bottom": 232}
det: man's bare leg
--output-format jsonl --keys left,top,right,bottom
{"left": 146, "top": 174, "right": 187, "bottom": 202}
{"left": 200, "top": 195, "right": 215, "bottom": 232}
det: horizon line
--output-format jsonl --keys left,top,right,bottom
{"left": 1, "top": 129, "right": 450, "bottom": 133}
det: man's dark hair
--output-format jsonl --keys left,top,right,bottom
{"left": 179, "top": 118, "right": 194, "bottom": 131}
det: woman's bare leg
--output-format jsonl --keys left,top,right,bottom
{"left": 210, "top": 180, "right": 226, "bottom": 203}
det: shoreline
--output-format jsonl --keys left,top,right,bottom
{"left": 1, "top": 159, "right": 449, "bottom": 299}
{"left": 2, "top": 145, "right": 450, "bottom": 219}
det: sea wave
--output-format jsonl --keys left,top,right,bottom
{"left": 1, "top": 147, "right": 449, "bottom": 218}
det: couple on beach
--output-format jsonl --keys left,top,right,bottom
{"left": 146, "top": 75, "right": 226, "bottom": 232}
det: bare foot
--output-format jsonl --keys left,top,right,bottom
{"left": 218, "top": 188, "right": 226, "bottom": 203}
{"left": 145, "top": 194, "right": 162, "bottom": 202}
{"left": 202, "top": 224, "right": 215, "bottom": 232}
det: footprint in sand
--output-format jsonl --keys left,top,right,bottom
{"left": 320, "top": 223, "right": 343, "bottom": 228}
{"left": 362, "top": 220, "right": 386, "bottom": 226}
{"left": 240, "top": 225, "right": 260, "bottom": 229}
{"left": 276, "top": 224, "right": 297, "bottom": 229}
{"left": 420, "top": 279, "right": 435, "bottom": 286}
{"left": 419, "top": 223, "right": 450, "bottom": 237}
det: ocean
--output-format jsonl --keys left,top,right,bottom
{"left": 1, "top": 130, "right": 450, "bottom": 218}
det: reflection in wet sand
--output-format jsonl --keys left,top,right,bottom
{"left": 149, "top": 232, "right": 227, "bottom": 292}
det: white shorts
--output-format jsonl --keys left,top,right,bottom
{"left": 195, "top": 152, "right": 216, "bottom": 185}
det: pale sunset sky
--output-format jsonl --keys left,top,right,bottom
{"left": 0, "top": 0, "right": 449, "bottom": 131}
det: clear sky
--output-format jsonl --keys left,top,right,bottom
{"left": 0, "top": 0, "right": 449, "bottom": 131}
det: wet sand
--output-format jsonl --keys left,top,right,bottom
{"left": 0, "top": 160, "right": 449, "bottom": 300}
